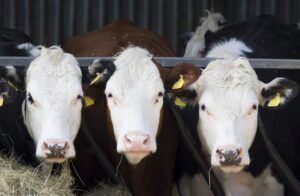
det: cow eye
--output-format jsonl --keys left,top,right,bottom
{"left": 77, "top": 95, "right": 83, "bottom": 100}
{"left": 200, "top": 104, "right": 206, "bottom": 111}
{"left": 107, "top": 93, "right": 113, "bottom": 98}
{"left": 27, "top": 93, "right": 34, "bottom": 104}
{"left": 252, "top": 104, "right": 257, "bottom": 110}
{"left": 158, "top": 92, "right": 164, "bottom": 97}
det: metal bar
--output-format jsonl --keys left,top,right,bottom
{"left": 1, "top": 57, "right": 300, "bottom": 69}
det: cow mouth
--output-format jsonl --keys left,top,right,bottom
{"left": 218, "top": 165, "right": 245, "bottom": 173}
{"left": 124, "top": 151, "right": 151, "bottom": 165}
{"left": 44, "top": 157, "right": 68, "bottom": 163}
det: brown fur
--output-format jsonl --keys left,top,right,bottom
{"left": 67, "top": 20, "right": 181, "bottom": 195}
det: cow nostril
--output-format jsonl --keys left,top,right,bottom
{"left": 143, "top": 137, "right": 149, "bottom": 145}
{"left": 216, "top": 149, "right": 220, "bottom": 154}
{"left": 237, "top": 148, "right": 242, "bottom": 155}
{"left": 125, "top": 135, "right": 131, "bottom": 143}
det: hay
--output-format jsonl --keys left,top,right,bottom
{"left": 84, "top": 184, "right": 131, "bottom": 196}
{"left": 0, "top": 156, "right": 74, "bottom": 196}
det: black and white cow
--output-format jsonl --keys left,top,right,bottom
{"left": 177, "top": 13, "right": 300, "bottom": 196}
{"left": 0, "top": 66, "right": 38, "bottom": 166}
{"left": 0, "top": 28, "right": 39, "bottom": 56}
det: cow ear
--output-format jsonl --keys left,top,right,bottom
{"left": 0, "top": 66, "right": 23, "bottom": 89}
{"left": 165, "top": 63, "right": 201, "bottom": 108}
{"left": 86, "top": 59, "right": 116, "bottom": 86}
{"left": 260, "top": 77, "right": 298, "bottom": 109}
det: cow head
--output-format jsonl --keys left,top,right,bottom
{"left": 22, "top": 46, "right": 83, "bottom": 163}
{"left": 170, "top": 58, "right": 298, "bottom": 173}
{"left": 87, "top": 47, "right": 200, "bottom": 165}
{"left": 0, "top": 66, "right": 22, "bottom": 105}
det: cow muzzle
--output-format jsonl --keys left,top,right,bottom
{"left": 211, "top": 144, "right": 249, "bottom": 173}
{"left": 36, "top": 139, "right": 75, "bottom": 163}
{"left": 118, "top": 131, "right": 156, "bottom": 164}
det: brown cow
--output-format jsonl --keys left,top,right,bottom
{"left": 64, "top": 20, "right": 201, "bottom": 195}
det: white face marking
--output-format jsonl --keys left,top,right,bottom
{"left": 22, "top": 46, "right": 83, "bottom": 163}
{"left": 194, "top": 58, "right": 262, "bottom": 172}
{"left": 105, "top": 47, "right": 164, "bottom": 164}
{"left": 206, "top": 38, "right": 253, "bottom": 58}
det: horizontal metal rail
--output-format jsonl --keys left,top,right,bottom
{"left": 1, "top": 57, "right": 300, "bottom": 69}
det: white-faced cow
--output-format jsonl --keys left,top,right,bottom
{"left": 22, "top": 46, "right": 83, "bottom": 163}
{"left": 64, "top": 19, "right": 201, "bottom": 195}
{"left": 173, "top": 57, "right": 298, "bottom": 196}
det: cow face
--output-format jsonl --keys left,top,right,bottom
{"left": 88, "top": 47, "right": 164, "bottom": 164}
{"left": 23, "top": 46, "right": 83, "bottom": 163}
{"left": 172, "top": 58, "right": 298, "bottom": 173}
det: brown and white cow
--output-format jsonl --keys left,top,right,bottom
{"left": 64, "top": 20, "right": 200, "bottom": 195}
{"left": 22, "top": 46, "right": 83, "bottom": 163}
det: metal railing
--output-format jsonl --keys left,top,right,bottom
{"left": 1, "top": 57, "right": 300, "bottom": 69}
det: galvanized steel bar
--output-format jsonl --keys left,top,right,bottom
{"left": 1, "top": 57, "right": 300, "bottom": 69}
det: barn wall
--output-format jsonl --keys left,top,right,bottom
{"left": 0, "top": 0, "right": 299, "bottom": 55}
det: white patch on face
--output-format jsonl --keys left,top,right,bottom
{"left": 194, "top": 58, "right": 262, "bottom": 172}
{"left": 22, "top": 46, "right": 83, "bottom": 163}
{"left": 105, "top": 47, "right": 164, "bottom": 164}
{"left": 206, "top": 38, "right": 253, "bottom": 58}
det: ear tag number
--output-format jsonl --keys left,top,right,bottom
{"left": 0, "top": 96, "right": 4, "bottom": 107}
{"left": 89, "top": 72, "right": 102, "bottom": 86}
{"left": 268, "top": 93, "right": 281, "bottom": 107}
{"left": 174, "top": 97, "right": 186, "bottom": 107}
{"left": 172, "top": 74, "right": 184, "bottom": 90}
{"left": 84, "top": 96, "right": 94, "bottom": 107}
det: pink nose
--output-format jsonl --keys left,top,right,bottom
{"left": 123, "top": 132, "right": 151, "bottom": 152}
{"left": 42, "top": 139, "right": 69, "bottom": 158}
{"left": 215, "top": 145, "right": 243, "bottom": 166}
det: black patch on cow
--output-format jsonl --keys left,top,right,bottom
{"left": 87, "top": 59, "right": 116, "bottom": 85}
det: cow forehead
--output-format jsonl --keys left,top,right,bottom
{"left": 199, "top": 58, "right": 260, "bottom": 94}
{"left": 106, "top": 47, "right": 164, "bottom": 97}
{"left": 26, "top": 47, "right": 81, "bottom": 85}
{"left": 26, "top": 47, "right": 82, "bottom": 99}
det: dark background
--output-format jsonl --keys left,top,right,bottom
{"left": 0, "top": 0, "right": 299, "bottom": 55}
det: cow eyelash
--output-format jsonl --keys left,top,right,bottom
{"left": 27, "top": 93, "right": 34, "bottom": 104}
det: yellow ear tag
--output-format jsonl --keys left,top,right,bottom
{"left": 0, "top": 96, "right": 4, "bottom": 107}
{"left": 89, "top": 72, "right": 102, "bottom": 86}
{"left": 84, "top": 96, "right": 94, "bottom": 107}
{"left": 268, "top": 93, "right": 281, "bottom": 107}
{"left": 174, "top": 97, "right": 186, "bottom": 107}
{"left": 172, "top": 75, "right": 185, "bottom": 90}
{"left": 8, "top": 81, "right": 18, "bottom": 91}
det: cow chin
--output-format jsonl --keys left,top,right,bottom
{"left": 218, "top": 165, "right": 245, "bottom": 173}
{"left": 124, "top": 152, "right": 151, "bottom": 165}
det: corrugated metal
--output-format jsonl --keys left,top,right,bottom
{"left": 0, "top": 0, "right": 299, "bottom": 55}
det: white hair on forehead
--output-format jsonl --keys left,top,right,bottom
{"left": 201, "top": 58, "right": 260, "bottom": 93}
{"left": 25, "top": 46, "right": 81, "bottom": 85}
{"left": 105, "top": 46, "right": 164, "bottom": 100}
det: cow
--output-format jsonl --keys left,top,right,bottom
{"left": 64, "top": 20, "right": 200, "bottom": 195}
{"left": 0, "top": 28, "right": 39, "bottom": 56}
{"left": 177, "top": 13, "right": 300, "bottom": 195}
{"left": 0, "top": 66, "right": 38, "bottom": 166}
{"left": 22, "top": 46, "right": 83, "bottom": 164}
